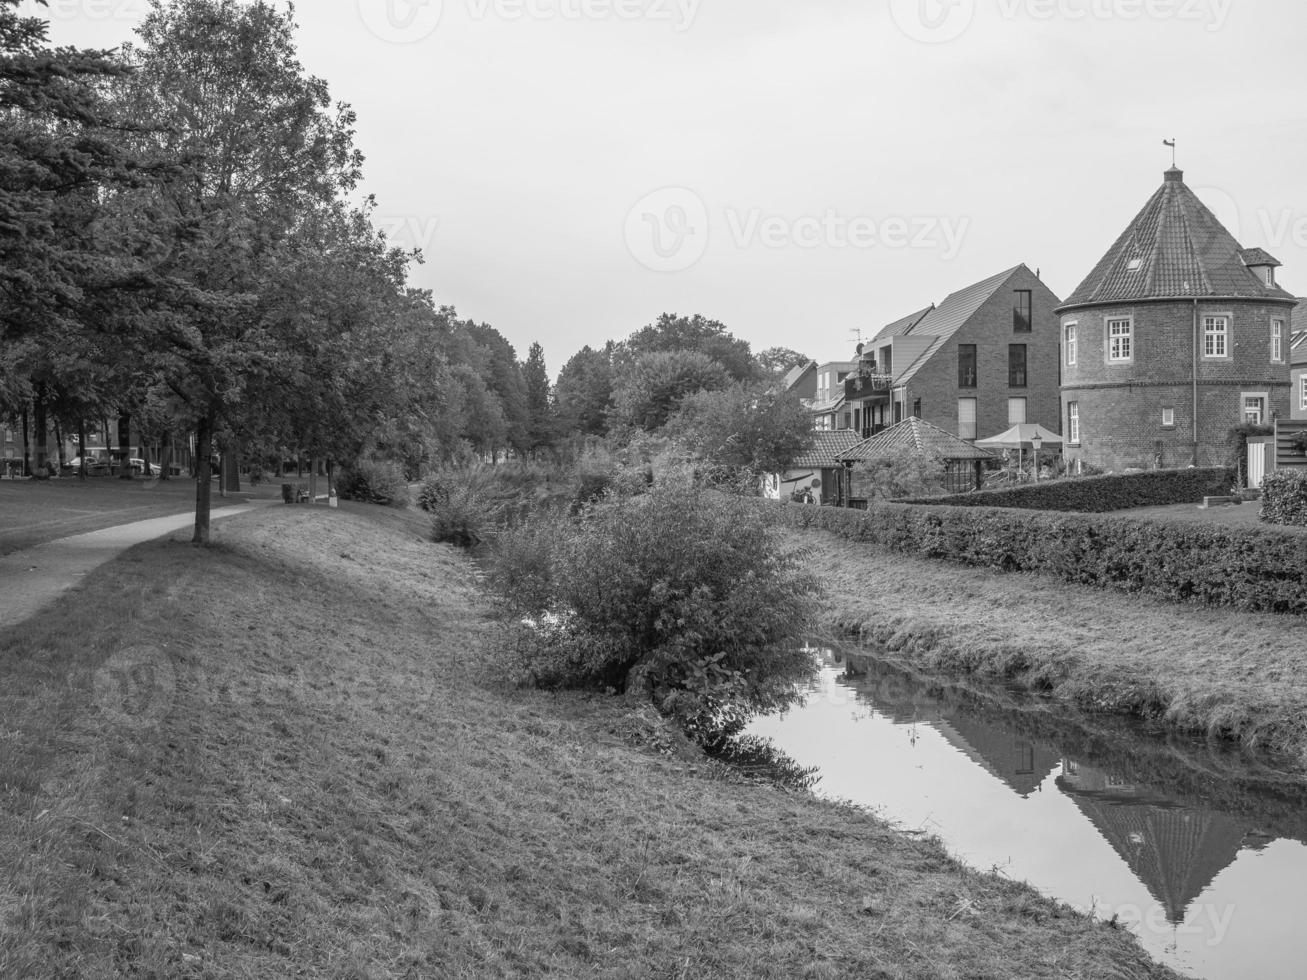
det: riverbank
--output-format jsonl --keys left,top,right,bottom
{"left": 0, "top": 507, "right": 1177, "bottom": 979}
{"left": 797, "top": 526, "right": 1307, "bottom": 766}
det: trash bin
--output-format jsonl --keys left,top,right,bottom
{"left": 281, "top": 483, "right": 294, "bottom": 504}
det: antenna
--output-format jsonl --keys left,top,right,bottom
{"left": 1163, "top": 138, "right": 1177, "bottom": 168}
{"left": 849, "top": 327, "right": 864, "bottom": 348}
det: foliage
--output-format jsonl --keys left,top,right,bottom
{"left": 609, "top": 350, "right": 731, "bottom": 432}
{"left": 754, "top": 347, "right": 811, "bottom": 379}
{"left": 523, "top": 341, "right": 554, "bottom": 454}
{"left": 336, "top": 460, "right": 409, "bottom": 507}
{"left": 853, "top": 455, "right": 948, "bottom": 501}
{"left": 767, "top": 498, "right": 1307, "bottom": 615}
{"left": 1227, "top": 423, "right": 1274, "bottom": 488}
{"left": 901, "top": 467, "right": 1232, "bottom": 512}
{"left": 490, "top": 482, "right": 823, "bottom": 744}
{"left": 666, "top": 383, "right": 813, "bottom": 476}
{"left": 1261, "top": 470, "right": 1307, "bottom": 527}
{"left": 621, "top": 313, "right": 757, "bottom": 383}
{"left": 552, "top": 344, "right": 614, "bottom": 438}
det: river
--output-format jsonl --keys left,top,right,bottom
{"left": 747, "top": 644, "right": 1307, "bottom": 980}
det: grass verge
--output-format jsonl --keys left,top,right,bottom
{"left": 0, "top": 507, "right": 1179, "bottom": 979}
{"left": 802, "top": 528, "right": 1307, "bottom": 766}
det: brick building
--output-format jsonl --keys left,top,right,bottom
{"left": 1292, "top": 300, "right": 1307, "bottom": 420}
{"left": 845, "top": 265, "right": 1063, "bottom": 442}
{"left": 1058, "top": 167, "right": 1297, "bottom": 471}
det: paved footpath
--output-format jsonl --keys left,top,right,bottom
{"left": 0, "top": 502, "right": 274, "bottom": 627}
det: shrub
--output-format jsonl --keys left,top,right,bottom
{"left": 763, "top": 498, "right": 1307, "bottom": 615}
{"left": 337, "top": 460, "right": 409, "bottom": 507}
{"left": 1261, "top": 470, "right": 1307, "bottom": 527}
{"left": 490, "top": 481, "right": 824, "bottom": 744}
{"left": 901, "top": 467, "right": 1231, "bottom": 513}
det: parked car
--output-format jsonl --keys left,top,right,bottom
{"left": 64, "top": 456, "right": 110, "bottom": 475}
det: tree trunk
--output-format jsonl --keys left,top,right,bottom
{"left": 33, "top": 390, "right": 48, "bottom": 475}
{"left": 160, "top": 429, "right": 172, "bottom": 480}
{"left": 53, "top": 418, "right": 64, "bottom": 469}
{"left": 78, "top": 420, "right": 88, "bottom": 478}
{"left": 21, "top": 406, "right": 30, "bottom": 477}
{"left": 118, "top": 412, "right": 133, "bottom": 478}
{"left": 193, "top": 415, "right": 214, "bottom": 545}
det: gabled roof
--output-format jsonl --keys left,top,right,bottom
{"left": 1062, "top": 168, "right": 1296, "bottom": 309}
{"left": 791, "top": 430, "right": 861, "bottom": 468}
{"left": 912, "top": 266, "right": 1024, "bottom": 341}
{"left": 782, "top": 360, "right": 817, "bottom": 392}
{"left": 837, "top": 417, "right": 995, "bottom": 463}
{"left": 868, "top": 306, "right": 935, "bottom": 347}
{"left": 1240, "top": 247, "right": 1281, "bottom": 268}
{"left": 808, "top": 395, "right": 846, "bottom": 416}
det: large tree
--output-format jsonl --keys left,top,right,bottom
{"left": 609, "top": 350, "right": 730, "bottom": 432}
{"left": 117, "top": 0, "right": 364, "bottom": 542}
{"left": 667, "top": 383, "right": 814, "bottom": 475}
{"left": 522, "top": 341, "right": 554, "bottom": 455}
{"left": 622, "top": 313, "right": 757, "bottom": 383}
{"left": 553, "top": 344, "right": 614, "bottom": 438}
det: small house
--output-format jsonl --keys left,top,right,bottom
{"left": 836, "top": 417, "right": 995, "bottom": 506}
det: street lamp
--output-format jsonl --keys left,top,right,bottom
{"left": 1031, "top": 432, "right": 1043, "bottom": 483}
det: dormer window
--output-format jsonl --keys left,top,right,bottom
{"left": 1127, "top": 258, "right": 1143, "bottom": 272}
{"left": 1264, "top": 267, "right": 1276, "bottom": 286}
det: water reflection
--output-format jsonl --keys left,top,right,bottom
{"left": 749, "top": 645, "right": 1307, "bottom": 980}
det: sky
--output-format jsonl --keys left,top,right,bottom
{"left": 30, "top": 0, "right": 1307, "bottom": 370}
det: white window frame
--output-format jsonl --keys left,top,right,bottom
{"left": 1106, "top": 317, "right": 1133, "bottom": 363}
{"left": 1008, "top": 397, "right": 1028, "bottom": 425}
{"left": 1301, "top": 375, "right": 1307, "bottom": 411}
{"left": 1241, "top": 391, "right": 1268, "bottom": 426}
{"left": 1272, "top": 320, "right": 1284, "bottom": 363}
{"left": 1203, "top": 314, "right": 1231, "bottom": 359}
{"left": 1161, "top": 407, "right": 1175, "bottom": 428}
{"left": 958, "top": 398, "right": 978, "bottom": 441}
{"left": 1065, "top": 321, "right": 1078, "bottom": 366}
{"left": 1068, "top": 401, "right": 1081, "bottom": 445}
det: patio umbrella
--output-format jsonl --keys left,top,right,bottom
{"left": 975, "top": 423, "right": 1064, "bottom": 451}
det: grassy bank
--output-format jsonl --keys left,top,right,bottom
{"left": 0, "top": 507, "right": 1178, "bottom": 979}
{"left": 801, "top": 528, "right": 1307, "bottom": 766}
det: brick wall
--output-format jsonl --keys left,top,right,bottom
{"left": 1060, "top": 298, "right": 1295, "bottom": 471}
{"left": 904, "top": 266, "right": 1063, "bottom": 439}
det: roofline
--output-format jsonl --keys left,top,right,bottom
{"left": 1056, "top": 293, "right": 1300, "bottom": 316}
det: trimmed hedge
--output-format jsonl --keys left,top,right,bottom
{"left": 1262, "top": 470, "right": 1307, "bottom": 527}
{"left": 767, "top": 499, "right": 1307, "bottom": 616}
{"left": 899, "top": 467, "right": 1232, "bottom": 513}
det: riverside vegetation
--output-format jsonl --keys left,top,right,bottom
{"left": 0, "top": 503, "right": 1181, "bottom": 979}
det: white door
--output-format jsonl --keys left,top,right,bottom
{"left": 1248, "top": 442, "right": 1268, "bottom": 490}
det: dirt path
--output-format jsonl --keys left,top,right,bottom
{"left": 0, "top": 502, "right": 275, "bottom": 626}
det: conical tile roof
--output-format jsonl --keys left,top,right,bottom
{"left": 837, "top": 417, "right": 995, "bottom": 463}
{"left": 1061, "top": 168, "right": 1296, "bottom": 309}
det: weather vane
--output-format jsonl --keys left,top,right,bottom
{"left": 1163, "top": 138, "right": 1177, "bottom": 167}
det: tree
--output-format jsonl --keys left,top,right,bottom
{"left": 667, "top": 383, "right": 814, "bottom": 476}
{"left": 553, "top": 345, "right": 613, "bottom": 438}
{"left": 610, "top": 350, "right": 730, "bottom": 432}
{"left": 522, "top": 341, "right": 554, "bottom": 454}
{"left": 118, "top": 0, "right": 365, "bottom": 543}
{"left": 755, "top": 347, "right": 811, "bottom": 379}
{"left": 622, "top": 314, "right": 757, "bottom": 383}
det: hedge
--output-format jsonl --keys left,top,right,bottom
{"left": 899, "top": 467, "right": 1233, "bottom": 513}
{"left": 1262, "top": 470, "right": 1307, "bottom": 527}
{"left": 766, "top": 499, "right": 1307, "bottom": 616}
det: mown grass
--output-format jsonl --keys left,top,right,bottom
{"left": 0, "top": 507, "right": 1179, "bottom": 979}
{"left": 806, "top": 528, "right": 1307, "bottom": 765}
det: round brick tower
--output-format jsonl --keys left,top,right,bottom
{"left": 1058, "top": 167, "right": 1296, "bottom": 472}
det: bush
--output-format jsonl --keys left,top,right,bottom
{"left": 764, "top": 498, "right": 1307, "bottom": 615}
{"left": 901, "top": 467, "right": 1231, "bottom": 513}
{"left": 337, "top": 460, "right": 409, "bottom": 507}
{"left": 1261, "top": 470, "right": 1307, "bottom": 527}
{"left": 490, "top": 481, "right": 824, "bottom": 744}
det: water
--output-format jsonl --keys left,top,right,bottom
{"left": 748, "top": 645, "right": 1307, "bottom": 980}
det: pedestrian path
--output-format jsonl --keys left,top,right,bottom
{"left": 0, "top": 502, "right": 273, "bottom": 626}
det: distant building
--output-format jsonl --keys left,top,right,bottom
{"left": 1058, "top": 167, "right": 1297, "bottom": 470}
{"left": 763, "top": 429, "right": 860, "bottom": 505}
{"left": 1293, "top": 300, "right": 1307, "bottom": 420}
{"left": 810, "top": 361, "right": 856, "bottom": 431}
{"left": 845, "top": 265, "right": 1063, "bottom": 442}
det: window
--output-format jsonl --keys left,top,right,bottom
{"left": 1204, "top": 315, "right": 1230, "bottom": 358}
{"left": 1009, "top": 344, "right": 1028, "bottom": 388}
{"left": 1008, "top": 397, "right": 1027, "bottom": 425}
{"left": 1265, "top": 267, "right": 1276, "bottom": 286}
{"left": 1273, "top": 320, "right": 1284, "bottom": 362}
{"left": 958, "top": 344, "right": 977, "bottom": 388}
{"left": 1162, "top": 407, "right": 1175, "bottom": 428}
{"left": 1068, "top": 402, "right": 1080, "bottom": 444}
{"left": 912, "top": 399, "right": 922, "bottom": 419}
{"left": 1301, "top": 375, "right": 1307, "bottom": 411}
{"left": 958, "top": 398, "right": 977, "bottom": 440}
{"left": 1065, "top": 321, "right": 1078, "bottom": 366}
{"left": 880, "top": 347, "right": 893, "bottom": 377}
{"left": 1014, "top": 290, "right": 1033, "bottom": 333}
{"left": 1242, "top": 393, "right": 1267, "bottom": 425}
{"left": 1107, "top": 318, "right": 1132, "bottom": 362}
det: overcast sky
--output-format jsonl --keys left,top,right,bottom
{"left": 35, "top": 0, "right": 1307, "bottom": 370}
